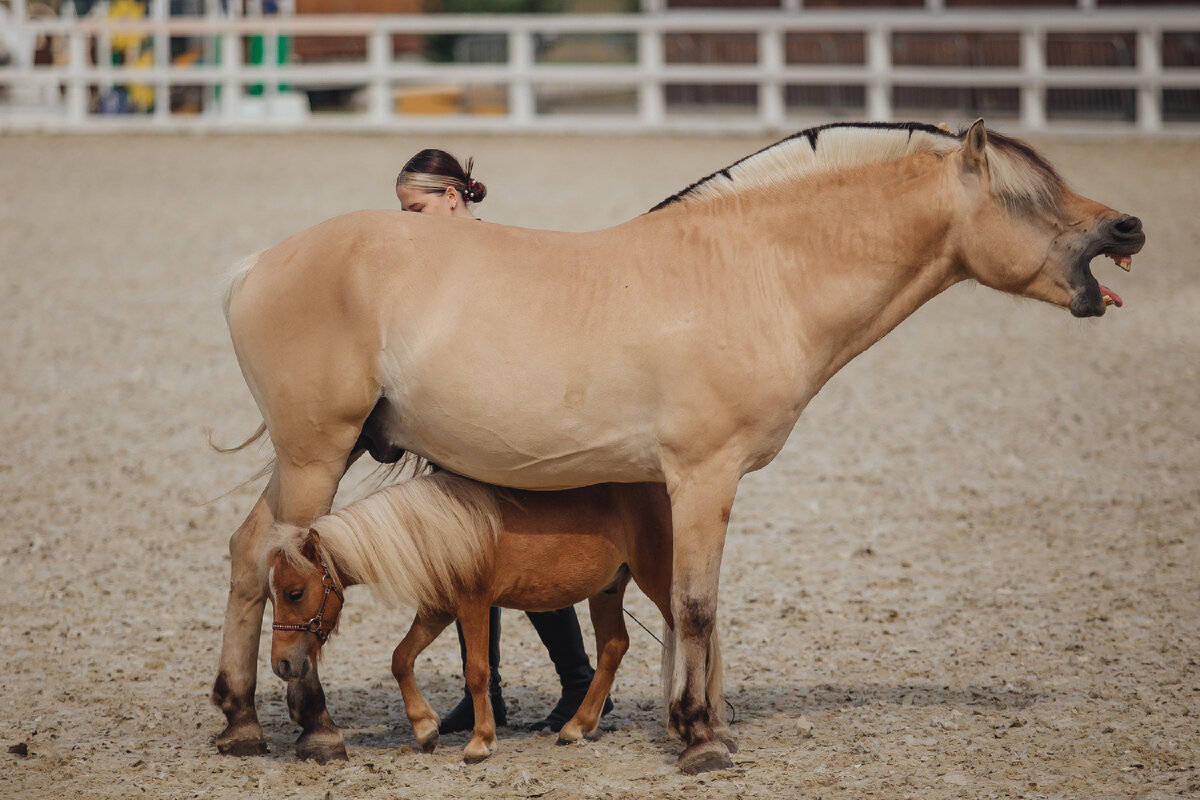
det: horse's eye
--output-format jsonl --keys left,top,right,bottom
{"left": 287, "top": 589, "right": 304, "bottom": 603}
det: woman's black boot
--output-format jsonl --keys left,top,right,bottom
{"left": 439, "top": 607, "right": 506, "bottom": 734}
{"left": 526, "top": 607, "right": 613, "bottom": 732}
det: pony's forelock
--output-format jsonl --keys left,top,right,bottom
{"left": 259, "top": 523, "right": 322, "bottom": 590}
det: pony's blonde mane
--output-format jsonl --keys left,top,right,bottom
{"left": 262, "top": 472, "right": 504, "bottom": 613}
{"left": 650, "top": 122, "right": 1065, "bottom": 214}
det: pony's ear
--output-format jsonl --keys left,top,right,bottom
{"left": 963, "top": 118, "right": 988, "bottom": 174}
{"left": 300, "top": 528, "right": 322, "bottom": 561}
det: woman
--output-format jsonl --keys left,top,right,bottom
{"left": 394, "top": 148, "right": 614, "bottom": 735}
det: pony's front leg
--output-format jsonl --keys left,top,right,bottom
{"left": 392, "top": 612, "right": 453, "bottom": 753}
{"left": 558, "top": 588, "right": 630, "bottom": 745}
{"left": 665, "top": 465, "right": 739, "bottom": 775}
{"left": 458, "top": 600, "right": 498, "bottom": 763}
{"left": 212, "top": 480, "right": 278, "bottom": 756}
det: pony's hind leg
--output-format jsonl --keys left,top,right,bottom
{"left": 458, "top": 599, "right": 499, "bottom": 763}
{"left": 212, "top": 480, "right": 278, "bottom": 756}
{"left": 558, "top": 583, "right": 630, "bottom": 745}
{"left": 392, "top": 612, "right": 454, "bottom": 753}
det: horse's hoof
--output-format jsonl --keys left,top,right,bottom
{"left": 216, "top": 736, "right": 269, "bottom": 757}
{"left": 419, "top": 732, "right": 439, "bottom": 754}
{"left": 296, "top": 735, "right": 348, "bottom": 764}
{"left": 678, "top": 740, "right": 733, "bottom": 775}
{"left": 716, "top": 730, "right": 739, "bottom": 754}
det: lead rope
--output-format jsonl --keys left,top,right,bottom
{"left": 622, "top": 607, "right": 736, "bottom": 725}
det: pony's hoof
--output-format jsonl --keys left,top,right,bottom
{"left": 678, "top": 740, "right": 733, "bottom": 775}
{"left": 295, "top": 734, "right": 348, "bottom": 765}
{"left": 556, "top": 721, "right": 598, "bottom": 745}
{"left": 715, "top": 729, "right": 739, "bottom": 754}
{"left": 215, "top": 735, "right": 269, "bottom": 757}
{"left": 462, "top": 740, "right": 496, "bottom": 764}
{"left": 413, "top": 720, "right": 439, "bottom": 753}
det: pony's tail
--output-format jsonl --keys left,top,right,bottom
{"left": 660, "top": 622, "right": 727, "bottom": 737}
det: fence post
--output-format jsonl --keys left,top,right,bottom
{"left": 759, "top": 25, "right": 786, "bottom": 131}
{"left": 865, "top": 25, "right": 890, "bottom": 122}
{"left": 221, "top": 28, "right": 240, "bottom": 124}
{"left": 64, "top": 4, "right": 88, "bottom": 128}
{"left": 638, "top": 26, "right": 664, "bottom": 129}
{"left": 509, "top": 26, "right": 535, "bottom": 127}
{"left": 1020, "top": 28, "right": 1046, "bottom": 133}
{"left": 1137, "top": 28, "right": 1162, "bottom": 133}
{"left": 152, "top": 0, "right": 170, "bottom": 123}
{"left": 368, "top": 24, "right": 390, "bottom": 125}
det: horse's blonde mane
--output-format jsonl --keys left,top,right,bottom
{"left": 262, "top": 472, "right": 503, "bottom": 613}
{"left": 651, "top": 122, "right": 1064, "bottom": 214}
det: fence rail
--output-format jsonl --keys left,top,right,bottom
{"left": 2, "top": 5, "right": 1198, "bottom": 134}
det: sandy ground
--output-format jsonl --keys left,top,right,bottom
{"left": 1, "top": 129, "right": 1197, "bottom": 800}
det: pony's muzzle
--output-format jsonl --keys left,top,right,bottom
{"left": 273, "top": 656, "right": 310, "bottom": 682}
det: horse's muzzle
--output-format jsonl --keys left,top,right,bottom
{"left": 273, "top": 656, "right": 310, "bottom": 682}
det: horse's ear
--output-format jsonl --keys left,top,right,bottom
{"left": 963, "top": 118, "right": 988, "bottom": 174}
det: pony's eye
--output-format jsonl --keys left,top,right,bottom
{"left": 287, "top": 589, "right": 304, "bottom": 603}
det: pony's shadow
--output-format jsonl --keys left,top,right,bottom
{"left": 308, "top": 679, "right": 1048, "bottom": 755}
{"left": 322, "top": 684, "right": 583, "bottom": 752}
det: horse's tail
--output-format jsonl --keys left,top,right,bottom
{"left": 305, "top": 472, "right": 503, "bottom": 613}
{"left": 660, "top": 621, "right": 727, "bottom": 736}
{"left": 221, "top": 251, "right": 261, "bottom": 321}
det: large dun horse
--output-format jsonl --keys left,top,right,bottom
{"left": 261, "top": 475, "right": 728, "bottom": 764}
{"left": 213, "top": 120, "right": 1144, "bottom": 774}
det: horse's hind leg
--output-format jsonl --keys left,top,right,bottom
{"left": 212, "top": 478, "right": 279, "bottom": 756}
{"left": 558, "top": 583, "right": 630, "bottom": 745}
{"left": 392, "top": 612, "right": 454, "bottom": 753}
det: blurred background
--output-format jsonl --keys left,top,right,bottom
{"left": 1, "top": 0, "right": 1198, "bottom": 135}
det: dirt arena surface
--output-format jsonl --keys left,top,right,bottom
{"left": 1, "top": 129, "right": 1197, "bottom": 799}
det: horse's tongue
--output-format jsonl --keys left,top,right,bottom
{"left": 1100, "top": 284, "right": 1123, "bottom": 307}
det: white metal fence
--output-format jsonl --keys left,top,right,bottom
{"left": 2, "top": 2, "right": 1198, "bottom": 134}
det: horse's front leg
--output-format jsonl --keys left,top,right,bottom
{"left": 558, "top": 584, "right": 630, "bottom": 745}
{"left": 275, "top": 454, "right": 365, "bottom": 763}
{"left": 392, "top": 611, "right": 453, "bottom": 753}
{"left": 458, "top": 599, "right": 498, "bottom": 763}
{"left": 665, "top": 464, "right": 739, "bottom": 775}
{"left": 212, "top": 477, "right": 279, "bottom": 756}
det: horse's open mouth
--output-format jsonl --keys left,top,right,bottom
{"left": 1097, "top": 251, "right": 1133, "bottom": 308}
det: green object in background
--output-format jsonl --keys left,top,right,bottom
{"left": 247, "top": 34, "right": 291, "bottom": 96}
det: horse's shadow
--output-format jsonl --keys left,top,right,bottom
{"left": 259, "top": 679, "right": 1049, "bottom": 757}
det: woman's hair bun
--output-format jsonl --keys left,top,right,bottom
{"left": 463, "top": 176, "right": 487, "bottom": 204}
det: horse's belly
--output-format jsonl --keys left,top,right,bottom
{"left": 380, "top": 361, "right": 663, "bottom": 490}
{"left": 398, "top": 415, "right": 660, "bottom": 490}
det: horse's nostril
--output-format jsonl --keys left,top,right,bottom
{"left": 278, "top": 659, "right": 291, "bottom": 678}
{"left": 1113, "top": 215, "right": 1142, "bottom": 236}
